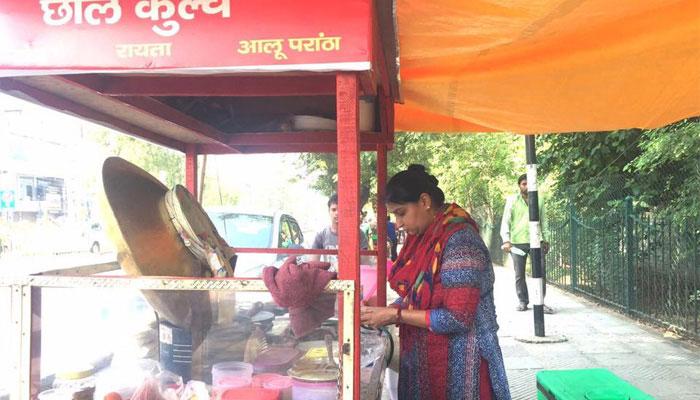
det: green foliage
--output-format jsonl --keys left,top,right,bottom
{"left": 539, "top": 118, "right": 700, "bottom": 221}
{"left": 297, "top": 152, "right": 376, "bottom": 205}
{"left": 90, "top": 129, "right": 184, "bottom": 188}
{"left": 538, "top": 129, "right": 643, "bottom": 216}
{"left": 627, "top": 119, "right": 700, "bottom": 220}
{"left": 296, "top": 132, "right": 524, "bottom": 228}
{"left": 390, "top": 132, "right": 523, "bottom": 225}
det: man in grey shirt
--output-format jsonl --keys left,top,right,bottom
{"left": 311, "top": 193, "right": 368, "bottom": 270}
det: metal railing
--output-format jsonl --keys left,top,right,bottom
{"left": 546, "top": 197, "right": 699, "bottom": 339}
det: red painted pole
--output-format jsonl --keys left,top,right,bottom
{"left": 376, "top": 143, "right": 388, "bottom": 307}
{"left": 185, "top": 144, "right": 198, "bottom": 195}
{"left": 336, "top": 72, "right": 361, "bottom": 400}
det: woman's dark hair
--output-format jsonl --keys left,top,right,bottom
{"left": 385, "top": 164, "right": 445, "bottom": 206}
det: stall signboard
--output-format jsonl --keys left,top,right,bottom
{"left": 0, "top": 0, "right": 372, "bottom": 75}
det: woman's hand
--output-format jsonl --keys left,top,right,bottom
{"left": 361, "top": 306, "right": 398, "bottom": 329}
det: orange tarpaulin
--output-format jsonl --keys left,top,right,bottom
{"left": 395, "top": 0, "right": 700, "bottom": 134}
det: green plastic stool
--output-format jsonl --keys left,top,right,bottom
{"left": 536, "top": 369, "right": 655, "bottom": 400}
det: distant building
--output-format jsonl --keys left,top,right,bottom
{"left": 1, "top": 97, "right": 93, "bottom": 223}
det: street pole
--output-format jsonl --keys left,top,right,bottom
{"left": 525, "top": 135, "right": 545, "bottom": 337}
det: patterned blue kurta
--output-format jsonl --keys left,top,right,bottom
{"left": 396, "top": 227, "right": 511, "bottom": 400}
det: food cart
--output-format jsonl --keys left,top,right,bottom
{"left": 2, "top": 1, "right": 697, "bottom": 399}
{"left": 0, "top": 1, "right": 399, "bottom": 399}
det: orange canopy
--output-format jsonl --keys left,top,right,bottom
{"left": 395, "top": 0, "right": 700, "bottom": 133}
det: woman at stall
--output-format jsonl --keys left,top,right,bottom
{"left": 360, "top": 164, "right": 511, "bottom": 400}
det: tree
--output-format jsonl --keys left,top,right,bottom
{"left": 89, "top": 129, "right": 184, "bottom": 188}
{"left": 296, "top": 152, "right": 376, "bottom": 206}
{"left": 390, "top": 132, "right": 523, "bottom": 225}
{"left": 537, "top": 129, "right": 644, "bottom": 216}
{"left": 296, "top": 132, "right": 523, "bottom": 227}
{"left": 538, "top": 118, "right": 700, "bottom": 220}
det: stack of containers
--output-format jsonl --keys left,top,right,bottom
{"left": 211, "top": 361, "right": 279, "bottom": 400}
{"left": 253, "top": 375, "right": 293, "bottom": 400}
{"left": 211, "top": 361, "right": 254, "bottom": 390}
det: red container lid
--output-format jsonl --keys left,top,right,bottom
{"left": 251, "top": 374, "right": 284, "bottom": 388}
{"left": 221, "top": 387, "right": 280, "bottom": 400}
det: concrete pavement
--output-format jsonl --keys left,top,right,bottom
{"left": 493, "top": 265, "right": 700, "bottom": 399}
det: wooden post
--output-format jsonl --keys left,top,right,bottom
{"left": 336, "top": 72, "right": 361, "bottom": 400}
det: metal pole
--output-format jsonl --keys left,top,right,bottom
{"left": 570, "top": 202, "right": 578, "bottom": 291}
{"left": 624, "top": 196, "right": 634, "bottom": 313}
{"left": 525, "top": 135, "right": 545, "bottom": 337}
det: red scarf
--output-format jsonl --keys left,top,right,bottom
{"left": 389, "top": 203, "right": 479, "bottom": 310}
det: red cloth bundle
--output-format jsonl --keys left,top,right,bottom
{"left": 263, "top": 256, "right": 337, "bottom": 337}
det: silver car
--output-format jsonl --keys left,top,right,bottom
{"left": 206, "top": 209, "right": 304, "bottom": 278}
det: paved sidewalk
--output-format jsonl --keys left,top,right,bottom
{"left": 494, "top": 265, "right": 700, "bottom": 399}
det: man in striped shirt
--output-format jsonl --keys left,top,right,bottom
{"left": 500, "top": 174, "right": 554, "bottom": 313}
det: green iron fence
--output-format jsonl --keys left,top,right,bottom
{"left": 546, "top": 197, "right": 700, "bottom": 338}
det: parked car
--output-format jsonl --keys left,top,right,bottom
{"left": 206, "top": 209, "right": 304, "bottom": 278}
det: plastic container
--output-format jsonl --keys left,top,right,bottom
{"left": 359, "top": 98, "right": 375, "bottom": 132}
{"left": 157, "top": 370, "right": 184, "bottom": 393}
{"left": 263, "top": 376, "right": 293, "bottom": 400}
{"left": 216, "top": 375, "right": 251, "bottom": 389}
{"left": 291, "top": 380, "right": 337, "bottom": 400}
{"left": 252, "top": 373, "right": 285, "bottom": 388}
{"left": 52, "top": 365, "right": 96, "bottom": 400}
{"left": 220, "top": 387, "right": 280, "bottom": 400}
{"left": 212, "top": 361, "right": 254, "bottom": 386}
{"left": 360, "top": 265, "right": 377, "bottom": 300}
{"left": 212, "top": 375, "right": 252, "bottom": 400}
{"left": 288, "top": 363, "right": 338, "bottom": 400}
{"left": 291, "top": 99, "right": 374, "bottom": 132}
{"left": 252, "top": 347, "right": 301, "bottom": 374}
{"left": 38, "top": 389, "right": 72, "bottom": 400}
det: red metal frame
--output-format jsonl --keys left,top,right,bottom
{"left": 335, "top": 73, "right": 362, "bottom": 399}
{"left": 376, "top": 144, "right": 388, "bottom": 307}
{"left": 185, "top": 144, "right": 198, "bottom": 196}
{"left": 2, "top": 6, "right": 398, "bottom": 397}
{"left": 66, "top": 75, "right": 339, "bottom": 97}
{"left": 234, "top": 248, "right": 378, "bottom": 256}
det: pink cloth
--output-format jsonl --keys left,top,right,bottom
{"left": 263, "top": 256, "right": 337, "bottom": 337}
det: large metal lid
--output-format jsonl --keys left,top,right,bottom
{"left": 101, "top": 157, "right": 211, "bottom": 331}
{"left": 165, "top": 184, "right": 235, "bottom": 277}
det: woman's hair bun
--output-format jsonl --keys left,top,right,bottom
{"left": 428, "top": 174, "right": 439, "bottom": 187}
{"left": 407, "top": 164, "right": 426, "bottom": 174}
{"left": 386, "top": 163, "right": 445, "bottom": 206}
{"left": 407, "top": 164, "right": 438, "bottom": 187}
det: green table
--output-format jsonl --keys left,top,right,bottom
{"left": 537, "top": 369, "right": 655, "bottom": 400}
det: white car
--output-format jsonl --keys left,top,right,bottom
{"left": 206, "top": 209, "right": 304, "bottom": 278}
